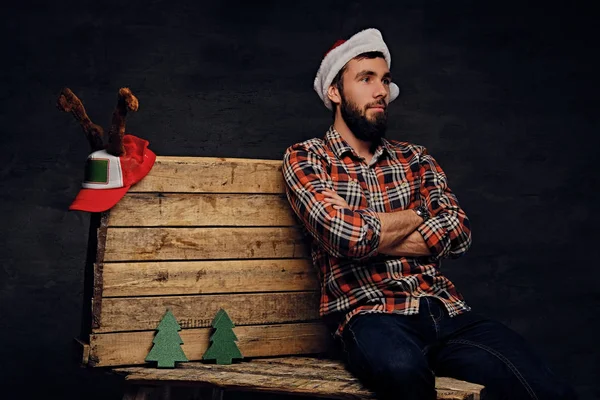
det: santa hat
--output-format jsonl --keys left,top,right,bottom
{"left": 314, "top": 28, "right": 400, "bottom": 110}
{"left": 69, "top": 134, "right": 156, "bottom": 212}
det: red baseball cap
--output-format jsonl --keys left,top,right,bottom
{"left": 69, "top": 135, "right": 156, "bottom": 212}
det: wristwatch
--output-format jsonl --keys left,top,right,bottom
{"left": 413, "top": 205, "right": 430, "bottom": 222}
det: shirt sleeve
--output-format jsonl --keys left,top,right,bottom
{"left": 415, "top": 147, "right": 472, "bottom": 260}
{"left": 282, "top": 145, "right": 381, "bottom": 260}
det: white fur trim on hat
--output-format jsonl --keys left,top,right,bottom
{"left": 314, "top": 28, "right": 400, "bottom": 110}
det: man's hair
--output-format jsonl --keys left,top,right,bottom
{"left": 329, "top": 51, "right": 386, "bottom": 116}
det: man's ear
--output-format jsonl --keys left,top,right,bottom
{"left": 327, "top": 85, "right": 341, "bottom": 108}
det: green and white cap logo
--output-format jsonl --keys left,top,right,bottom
{"left": 82, "top": 150, "right": 124, "bottom": 189}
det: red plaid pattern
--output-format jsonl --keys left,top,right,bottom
{"left": 282, "top": 127, "right": 473, "bottom": 336}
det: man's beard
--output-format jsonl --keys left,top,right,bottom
{"left": 340, "top": 94, "right": 388, "bottom": 153}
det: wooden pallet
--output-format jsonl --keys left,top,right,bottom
{"left": 76, "top": 156, "right": 484, "bottom": 399}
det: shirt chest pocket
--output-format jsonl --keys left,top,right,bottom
{"left": 386, "top": 180, "right": 416, "bottom": 211}
{"left": 334, "top": 179, "right": 368, "bottom": 209}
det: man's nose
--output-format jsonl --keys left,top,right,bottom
{"left": 373, "top": 81, "right": 389, "bottom": 99}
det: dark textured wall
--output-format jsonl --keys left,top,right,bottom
{"left": 1, "top": 1, "right": 597, "bottom": 399}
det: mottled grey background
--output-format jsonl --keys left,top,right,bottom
{"left": 1, "top": 0, "right": 597, "bottom": 399}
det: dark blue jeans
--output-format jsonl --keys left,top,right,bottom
{"left": 339, "top": 297, "right": 576, "bottom": 399}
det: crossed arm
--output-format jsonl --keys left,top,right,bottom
{"left": 322, "top": 188, "right": 430, "bottom": 257}
{"left": 282, "top": 145, "right": 471, "bottom": 261}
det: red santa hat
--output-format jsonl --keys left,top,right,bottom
{"left": 69, "top": 134, "right": 156, "bottom": 212}
{"left": 313, "top": 28, "right": 400, "bottom": 110}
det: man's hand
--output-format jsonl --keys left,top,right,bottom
{"left": 322, "top": 188, "right": 349, "bottom": 210}
{"left": 380, "top": 229, "right": 431, "bottom": 257}
{"left": 321, "top": 188, "right": 430, "bottom": 257}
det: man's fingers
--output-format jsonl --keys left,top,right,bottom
{"left": 323, "top": 196, "right": 349, "bottom": 209}
{"left": 322, "top": 189, "right": 343, "bottom": 200}
{"left": 321, "top": 189, "right": 349, "bottom": 209}
{"left": 324, "top": 198, "right": 346, "bottom": 206}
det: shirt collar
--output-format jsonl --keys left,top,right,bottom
{"left": 324, "top": 126, "right": 398, "bottom": 162}
{"left": 382, "top": 137, "right": 398, "bottom": 161}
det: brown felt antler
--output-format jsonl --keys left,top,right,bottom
{"left": 57, "top": 88, "right": 105, "bottom": 151}
{"left": 106, "top": 87, "right": 139, "bottom": 156}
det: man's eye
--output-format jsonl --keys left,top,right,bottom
{"left": 361, "top": 77, "right": 370, "bottom": 82}
{"left": 383, "top": 79, "right": 391, "bottom": 85}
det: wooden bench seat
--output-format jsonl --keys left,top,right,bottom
{"left": 77, "top": 156, "right": 484, "bottom": 399}
{"left": 115, "top": 357, "right": 484, "bottom": 400}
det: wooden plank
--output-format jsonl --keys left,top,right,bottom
{"left": 252, "top": 357, "right": 347, "bottom": 369}
{"left": 89, "top": 323, "right": 329, "bottom": 367}
{"left": 130, "top": 157, "right": 285, "bottom": 194}
{"left": 113, "top": 358, "right": 484, "bottom": 400}
{"left": 102, "top": 259, "right": 317, "bottom": 297}
{"left": 250, "top": 359, "right": 482, "bottom": 399}
{"left": 115, "top": 362, "right": 372, "bottom": 400}
{"left": 95, "top": 291, "right": 320, "bottom": 333}
{"left": 177, "top": 359, "right": 356, "bottom": 382}
{"left": 91, "top": 213, "right": 110, "bottom": 330}
{"left": 104, "top": 227, "right": 308, "bottom": 262}
{"left": 434, "top": 378, "right": 483, "bottom": 400}
{"left": 109, "top": 193, "right": 297, "bottom": 227}
{"left": 73, "top": 337, "right": 90, "bottom": 365}
{"left": 81, "top": 213, "right": 103, "bottom": 336}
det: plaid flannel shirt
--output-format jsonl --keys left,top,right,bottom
{"left": 282, "top": 126, "right": 472, "bottom": 337}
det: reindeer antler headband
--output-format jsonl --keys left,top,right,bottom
{"left": 57, "top": 87, "right": 139, "bottom": 155}
{"left": 58, "top": 87, "right": 156, "bottom": 213}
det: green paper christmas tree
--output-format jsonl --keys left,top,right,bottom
{"left": 145, "top": 309, "right": 189, "bottom": 368}
{"left": 202, "top": 309, "right": 243, "bottom": 365}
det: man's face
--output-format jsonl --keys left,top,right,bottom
{"left": 337, "top": 57, "right": 392, "bottom": 145}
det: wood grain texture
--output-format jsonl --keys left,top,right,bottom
{"left": 95, "top": 291, "right": 320, "bottom": 333}
{"left": 108, "top": 193, "right": 297, "bottom": 227}
{"left": 90, "top": 213, "right": 110, "bottom": 330}
{"left": 73, "top": 337, "right": 90, "bottom": 365}
{"left": 89, "top": 323, "right": 329, "bottom": 367}
{"left": 103, "top": 227, "right": 308, "bottom": 261}
{"left": 102, "top": 259, "right": 317, "bottom": 297}
{"left": 114, "top": 357, "right": 484, "bottom": 400}
{"left": 129, "top": 157, "right": 285, "bottom": 194}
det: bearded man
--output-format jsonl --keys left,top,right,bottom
{"left": 282, "top": 28, "right": 575, "bottom": 400}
